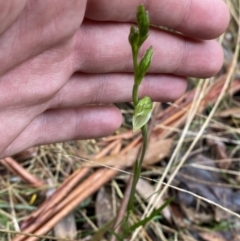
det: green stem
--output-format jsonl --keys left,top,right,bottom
{"left": 124, "top": 4, "right": 153, "bottom": 232}
{"left": 132, "top": 48, "right": 139, "bottom": 106}
{"left": 126, "top": 124, "right": 147, "bottom": 217}
{"left": 132, "top": 47, "right": 139, "bottom": 72}
{"left": 139, "top": 124, "right": 147, "bottom": 166}
{"left": 132, "top": 83, "right": 139, "bottom": 106}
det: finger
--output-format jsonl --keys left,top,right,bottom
{"left": 75, "top": 21, "right": 223, "bottom": 78}
{"left": 0, "top": 104, "right": 47, "bottom": 158}
{"left": 5, "top": 106, "right": 122, "bottom": 156}
{"left": 49, "top": 73, "right": 187, "bottom": 109}
{"left": 86, "top": 0, "right": 230, "bottom": 40}
{"left": 0, "top": 0, "right": 26, "bottom": 35}
{"left": 0, "top": 0, "right": 86, "bottom": 75}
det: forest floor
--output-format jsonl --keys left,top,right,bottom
{"left": 0, "top": 1, "right": 240, "bottom": 240}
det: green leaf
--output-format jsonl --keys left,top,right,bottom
{"left": 138, "top": 46, "right": 153, "bottom": 82}
{"left": 133, "top": 96, "right": 153, "bottom": 131}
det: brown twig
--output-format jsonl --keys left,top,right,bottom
{"left": 18, "top": 168, "right": 119, "bottom": 241}
{"left": 19, "top": 167, "right": 90, "bottom": 231}
{"left": 110, "top": 176, "right": 133, "bottom": 241}
{"left": 0, "top": 157, "right": 45, "bottom": 187}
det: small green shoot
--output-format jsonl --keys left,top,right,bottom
{"left": 123, "top": 197, "right": 173, "bottom": 238}
{"left": 116, "top": 5, "right": 173, "bottom": 238}
{"left": 127, "top": 4, "right": 153, "bottom": 218}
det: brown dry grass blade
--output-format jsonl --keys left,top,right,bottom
{"left": 215, "top": 107, "right": 240, "bottom": 118}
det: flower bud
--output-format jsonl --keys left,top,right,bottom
{"left": 138, "top": 46, "right": 153, "bottom": 82}
{"left": 129, "top": 26, "right": 139, "bottom": 49}
{"left": 137, "top": 5, "right": 149, "bottom": 39}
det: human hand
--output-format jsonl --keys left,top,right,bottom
{"left": 0, "top": 0, "right": 229, "bottom": 158}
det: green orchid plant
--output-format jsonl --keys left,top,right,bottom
{"left": 127, "top": 4, "right": 153, "bottom": 214}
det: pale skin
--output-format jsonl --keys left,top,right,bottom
{"left": 0, "top": 0, "right": 230, "bottom": 158}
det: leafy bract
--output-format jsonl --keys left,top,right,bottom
{"left": 133, "top": 96, "right": 153, "bottom": 131}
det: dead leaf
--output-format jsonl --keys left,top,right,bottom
{"left": 136, "top": 178, "right": 171, "bottom": 222}
{"left": 171, "top": 204, "right": 186, "bottom": 228}
{"left": 180, "top": 233, "right": 199, "bottom": 241}
{"left": 180, "top": 203, "right": 213, "bottom": 224}
{"left": 13, "top": 147, "right": 37, "bottom": 161}
{"left": 53, "top": 212, "right": 77, "bottom": 239}
{"left": 199, "top": 232, "right": 227, "bottom": 241}
{"left": 176, "top": 155, "right": 240, "bottom": 222}
{"left": 83, "top": 138, "right": 173, "bottom": 167}
{"left": 207, "top": 139, "right": 231, "bottom": 169}
{"left": 215, "top": 107, "right": 240, "bottom": 118}
{"left": 95, "top": 187, "right": 114, "bottom": 227}
{"left": 41, "top": 182, "right": 77, "bottom": 240}
{"left": 233, "top": 234, "right": 240, "bottom": 241}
